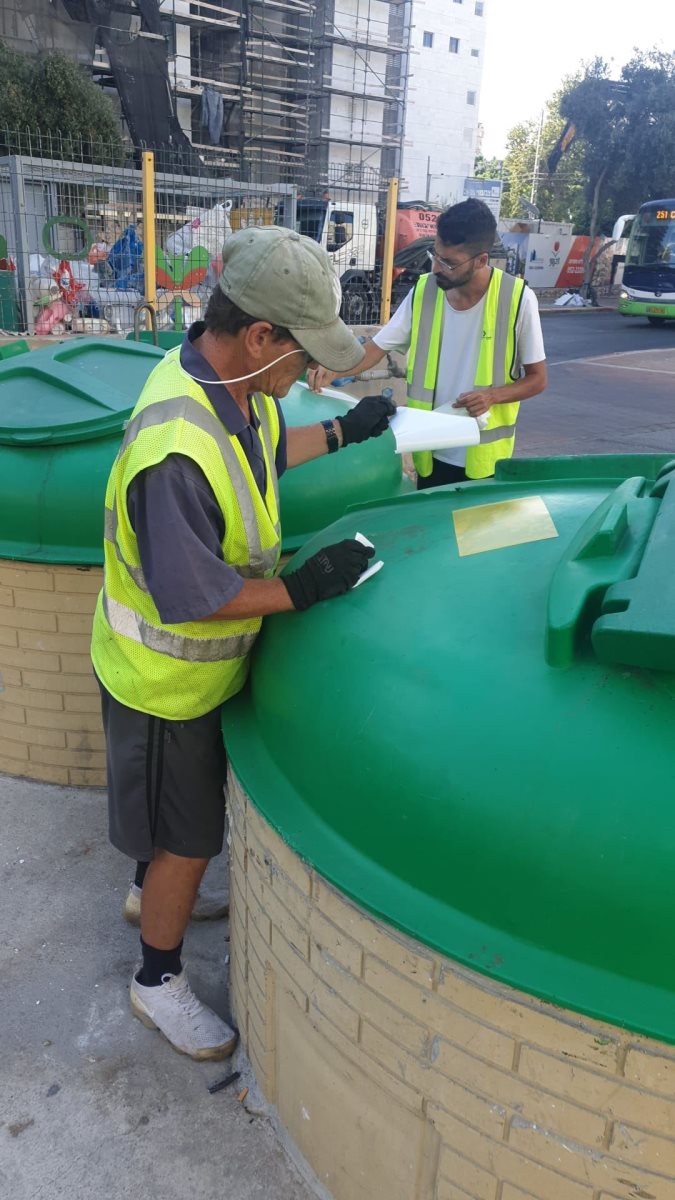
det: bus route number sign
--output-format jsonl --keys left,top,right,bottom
{"left": 656, "top": 209, "right": 675, "bottom": 220}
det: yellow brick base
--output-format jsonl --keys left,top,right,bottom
{"left": 0, "top": 559, "right": 105, "bottom": 787}
{"left": 229, "top": 774, "right": 675, "bottom": 1200}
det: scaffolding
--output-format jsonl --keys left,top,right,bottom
{"left": 0, "top": 0, "right": 411, "bottom": 190}
{"left": 159, "top": 0, "right": 411, "bottom": 190}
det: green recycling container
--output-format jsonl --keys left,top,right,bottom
{"left": 0, "top": 337, "right": 411, "bottom": 562}
{"left": 225, "top": 455, "right": 675, "bottom": 1046}
{"left": 0, "top": 338, "right": 164, "bottom": 563}
{"left": 0, "top": 269, "right": 19, "bottom": 332}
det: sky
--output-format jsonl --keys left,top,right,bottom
{"left": 479, "top": 0, "right": 675, "bottom": 159}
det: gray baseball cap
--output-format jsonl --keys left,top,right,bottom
{"left": 219, "top": 225, "right": 365, "bottom": 372}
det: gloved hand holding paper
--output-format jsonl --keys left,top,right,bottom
{"left": 297, "top": 381, "right": 482, "bottom": 456}
{"left": 387, "top": 406, "right": 481, "bottom": 454}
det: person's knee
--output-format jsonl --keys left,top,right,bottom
{"left": 152, "top": 849, "right": 210, "bottom": 875}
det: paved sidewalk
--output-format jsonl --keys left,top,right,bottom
{"left": 1, "top": 774, "right": 315, "bottom": 1200}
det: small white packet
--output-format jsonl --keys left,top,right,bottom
{"left": 353, "top": 532, "right": 384, "bottom": 587}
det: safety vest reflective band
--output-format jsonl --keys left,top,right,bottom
{"left": 406, "top": 270, "right": 526, "bottom": 479}
{"left": 91, "top": 347, "right": 282, "bottom": 720}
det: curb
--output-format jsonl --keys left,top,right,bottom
{"left": 538, "top": 305, "right": 617, "bottom": 317}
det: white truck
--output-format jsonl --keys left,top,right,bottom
{"left": 296, "top": 198, "right": 378, "bottom": 323}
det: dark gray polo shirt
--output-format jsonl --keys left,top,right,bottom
{"left": 126, "top": 323, "right": 287, "bottom": 624}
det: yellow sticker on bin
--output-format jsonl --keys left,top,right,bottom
{"left": 453, "top": 496, "right": 558, "bottom": 557}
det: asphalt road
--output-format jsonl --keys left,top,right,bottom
{"left": 517, "top": 310, "right": 675, "bottom": 459}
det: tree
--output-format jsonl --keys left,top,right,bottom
{"left": 473, "top": 154, "right": 503, "bottom": 181}
{"left": 0, "top": 43, "right": 125, "bottom": 163}
{"left": 496, "top": 77, "right": 587, "bottom": 226}
{"left": 556, "top": 50, "right": 675, "bottom": 291}
{"left": 499, "top": 120, "right": 537, "bottom": 219}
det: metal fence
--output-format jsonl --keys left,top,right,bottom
{"left": 0, "top": 131, "right": 398, "bottom": 337}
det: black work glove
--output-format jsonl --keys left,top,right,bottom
{"left": 283, "top": 539, "right": 375, "bottom": 611}
{"left": 335, "top": 393, "right": 397, "bottom": 447}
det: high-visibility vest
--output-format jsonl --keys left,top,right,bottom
{"left": 91, "top": 346, "right": 282, "bottom": 720}
{"left": 406, "top": 270, "right": 526, "bottom": 479}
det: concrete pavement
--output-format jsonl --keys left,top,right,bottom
{"left": 518, "top": 311, "right": 675, "bottom": 459}
{"left": 0, "top": 774, "right": 315, "bottom": 1200}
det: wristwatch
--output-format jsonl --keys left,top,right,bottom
{"left": 321, "top": 419, "right": 340, "bottom": 454}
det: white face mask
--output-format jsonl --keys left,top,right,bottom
{"left": 185, "top": 347, "right": 307, "bottom": 386}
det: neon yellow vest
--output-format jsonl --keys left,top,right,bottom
{"left": 406, "top": 270, "right": 526, "bottom": 479}
{"left": 91, "top": 347, "right": 282, "bottom": 720}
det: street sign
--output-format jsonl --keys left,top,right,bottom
{"left": 463, "top": 177, "right": 502, "bottom": 219}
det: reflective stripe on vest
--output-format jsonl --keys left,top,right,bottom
{"left": 406, "top": 271, "right": 525, "bottom": 479}
{"left": 102, "top": 593, "right": 257, "bottom": 664}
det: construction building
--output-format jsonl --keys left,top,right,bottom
{"left": 0, "top": 0, "right": 412, "bottom": 192}
{"left": 0, "top": 0, "right": 487, "bottom": 201}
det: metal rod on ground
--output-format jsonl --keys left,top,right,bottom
{"left": 379, "top": 176, "right": 399, "bottom": 326}
{"left": 141, "top": 151, "right": 157, "bottom": 332}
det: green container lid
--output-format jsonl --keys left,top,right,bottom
{"left": 0, "top": 338, "right": 164, "bottom": 563}
{"left": 0, "top": 338, "right": 164, "bottom": 447}
{"left": 0, "top": 338, "right": 410, "bottom": 562}
{"left": 225, "top": 457, "right": 675, "bottom": 1045}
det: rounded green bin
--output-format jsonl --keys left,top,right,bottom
{"left": 226, "top": 455, "right": 675, "bottom": 1046}
{"left": 0, "top": 337, "right": 411, "bottom": 561}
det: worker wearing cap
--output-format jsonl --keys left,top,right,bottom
{"left": 309, "top": 198, "right": 547, "bottom": 485}
{"left": 91, "top": 226, "right": 394, "bottom": 1061}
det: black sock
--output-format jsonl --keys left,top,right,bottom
{"left": 134, "top": 861, "right": 150, "bottom": 889}
{"left": 138, "top": 937, "right": 183, "bottom": 987}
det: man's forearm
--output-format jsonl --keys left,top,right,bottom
{"left": 203, "top": 577, "right": 294, "bottom": 620}
{"left": 491, "top": 363, "right": 548, "bottom": 405}
{"left": 286, "top": 419, "right": 344, "bottom": 468}
{"left": 352, "top": 338, "right": 389, "bottom": 376}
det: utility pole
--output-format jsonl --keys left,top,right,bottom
{"left": 426, "top": 155, "right": 431, "bottom": 203}
{"left": 530, "top": 109, "right": 545, "bottom": 205}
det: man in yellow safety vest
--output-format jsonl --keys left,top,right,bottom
{"left": 309, "top": 198, "right": 547, "bottom": 485}
{"left": 91, "top": 226, "right": 395, "bottom": 1061}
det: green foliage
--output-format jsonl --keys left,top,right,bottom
{"left": 499, "top": 120, "right": 537, "bottom": 219}
{"left": 497, "top": 51, "right": 675, "bottom": 237}
{"left": 555, "top": 50, "right": 675, "bottom": 233}
{"left": 0, "top": 43, "right": 125, "bottom": 164}
{"left": 473, "top": 154, "right": 503, "bottom": 181}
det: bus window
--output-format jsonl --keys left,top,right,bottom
{"left": 327, "top": 210, "right": 353, "bottom": 252}
{"left": 627, "top": 207, "right": 675, "bottom": 267}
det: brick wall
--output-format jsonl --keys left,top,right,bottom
{"left": 0, "top": 560, "right": 105, "bottom": 787}
{"left": 229, "top": 774, "right": 675, "bottom": 1200}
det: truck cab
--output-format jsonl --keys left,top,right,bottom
{"left": 296, "top": 198, "right": 378, "bottom": 323}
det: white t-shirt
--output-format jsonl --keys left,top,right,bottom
{"left": 373, "top": 281, "right": 546, "bottom": 466}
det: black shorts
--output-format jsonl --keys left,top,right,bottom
{"left": 98, "top": 679, "right": 228, "bottom": 862}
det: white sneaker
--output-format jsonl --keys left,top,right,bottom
{"left": 130, "top": 968, "right": 238, "bottom": 1061}
{"left": 123, "top": 884, "right": 229, "bottom": 926}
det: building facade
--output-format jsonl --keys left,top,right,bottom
{"left": 402, "top": 0, "right": 487, "bottom": 203}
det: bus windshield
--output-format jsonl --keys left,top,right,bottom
{"left": 626, "top": 205, "right": 675, "bottom": 269}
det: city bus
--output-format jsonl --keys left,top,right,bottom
{"left": 619, "top": 199, "right": 675, "bottom": 325}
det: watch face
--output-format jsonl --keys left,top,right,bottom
{"left": 323, "top": 420, "right": 338, "bottom": 451}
